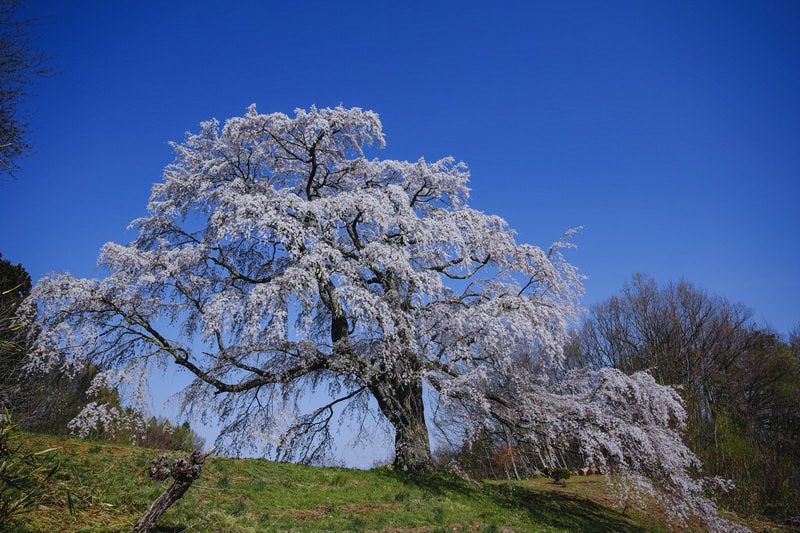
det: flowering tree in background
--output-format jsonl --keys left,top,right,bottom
{"left": 20, "top": 105, "right": 741, "bottom": 530}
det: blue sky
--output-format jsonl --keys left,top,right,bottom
{"left": 2, "top": 1, "right": 799, "bottom": 457}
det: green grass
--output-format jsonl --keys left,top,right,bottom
{"left": 8, "top": 432, "right": 785, "bottom": 532}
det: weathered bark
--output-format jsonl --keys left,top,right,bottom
{"left": 131, "top": 448, "right": 215, "bottom": 533}
{"left": 370, "top": 375, "right": 432, "bottom": 472}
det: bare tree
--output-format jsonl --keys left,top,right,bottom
{"left": 0, "top": 0, "right": 51, "bottom": 180}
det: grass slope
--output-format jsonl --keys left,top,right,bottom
{"left": 8, "top": 433, "right": 778, "bottom": 532}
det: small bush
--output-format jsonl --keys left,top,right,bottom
{"left": 549, "top": 467, "right": 571, "bottom": 483}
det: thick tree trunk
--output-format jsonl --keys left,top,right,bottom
{"left": 323, "top": 271, "right": 431, "bottom": 470}
{"left": 393, "top": 403, "right": 432, "bottom": 472}
{"left": 370, "top": 375, "right": 432, "bottom": 472}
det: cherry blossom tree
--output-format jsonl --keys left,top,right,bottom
{"left": 458, "top": 365, "right": 742, "bottom": 530}
{"left": 22, "top": 104, "right": 580, "bottom": 469}
{"left": 19, "top": 105, "right": 742, "bottom": 529}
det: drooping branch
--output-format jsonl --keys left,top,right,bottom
{"left": 278, "top": 386, "right": 367, "bottom": 464}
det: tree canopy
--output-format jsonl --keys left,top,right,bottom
{"left": 20, "top": 105, "right": 742, "bottom": 530}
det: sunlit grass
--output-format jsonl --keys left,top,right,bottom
{"left": 9, "top": 432, "right": 775, "bottom": 532}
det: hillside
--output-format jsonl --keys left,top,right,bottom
{"left": 9, "top": 433, "right": 781, "bottom": 532}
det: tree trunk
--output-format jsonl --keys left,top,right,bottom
{"left": 324, "top": 269, "right": 431, "bottom": 470}
{"left": 370, "top": 374, "right": 432, "bottom": 472}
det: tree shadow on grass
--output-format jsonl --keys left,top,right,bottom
{"left": 485, "top": 482, "right": 647, "bottom": 533}
{"left": 383, "top": 469, "right": 647, "bottom": 532}
{"left": 383, "top": 468, "right": 484, "bottom": 499}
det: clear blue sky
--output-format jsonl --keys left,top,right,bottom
{"left": 3, "top": 4, "right": 798, "bottom": 349}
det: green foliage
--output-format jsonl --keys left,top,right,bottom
{"left": 714, "top": 411, "right": 755, "bottom": 465}
{"left": 130, "top": 417, "right": 204, "bottom": 452}
{"left": 0, "top": 412, "right": 58, "bottom": 530}
{"left": 0, "top": 252, "right": 31, "bottom": 372}
{"left": 549, "top": 468, "right": 571, "bottom": 484}
{"left": 142, "top": 419, "right": 204, "bottom": 452}
{"left": 706, "top": 334, "right": 800, "bottom": 520}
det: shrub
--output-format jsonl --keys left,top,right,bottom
{"left": 549, "top": 467, "right": 571, "bottom": 484}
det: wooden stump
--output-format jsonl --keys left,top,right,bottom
{"left": 131, "top": 447, "right": 215, "bottom": 533}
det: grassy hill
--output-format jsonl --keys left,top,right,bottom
{"left": 8, "top": 433, "right": 783, "bottom": 532}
